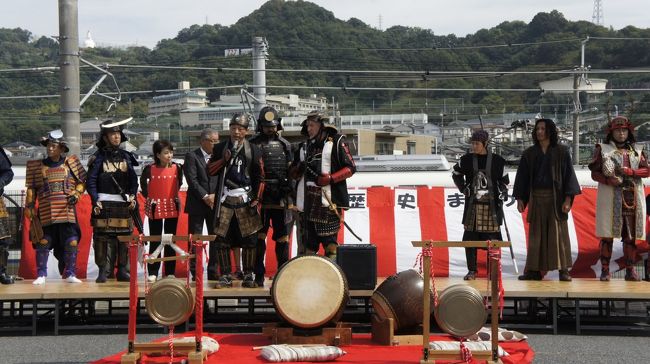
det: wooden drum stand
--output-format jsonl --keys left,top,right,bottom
{"left": 118, "top": 234, "right": 215, "bottom": 364}
{"left": 412, "top": 240, "right": 511, "bottom": 364}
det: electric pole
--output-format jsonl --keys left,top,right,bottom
{"left": 59, "top": 0, "right": 81, "bottom": 156}
{"left": 252, "top": 37, "right": 268, "bottom": 119}
{"left": 572, "top": 37, "right": 589, "bottom": 165}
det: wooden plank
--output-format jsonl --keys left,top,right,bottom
{"left": 133, "top": 342, "right": 197, "bottom": 352}
{"left": 565, "top": 279, "right": 650, "bottom": 299}
{"left": 4, "top": 277, "right": 649, "bottom": 301}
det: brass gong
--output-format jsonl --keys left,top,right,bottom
{"left": 145, "top": 278, "right": 195, "bottom": 326}
{"left": 434, "top": 284, "right": 487, "bottom": 337}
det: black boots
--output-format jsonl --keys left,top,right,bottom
{"left": 623, "top": 243, "right": 640, "bottom": 281}
{"left": 599, "top": 239, "right": 613, "bottom": 281}
{"left": 463, "top": 271, "right": 477, "bottom": 280}
{"left": 559, "top": 269, "right": 572, "bottom": 282}
{"left": 241, "top": 247, "right": 257, "bottom": 288}
{"left": 518, "top": 271, "right": 542, "bottom": 281}
{"left": 0, "top": 246, "right": 14, "bottom": 284}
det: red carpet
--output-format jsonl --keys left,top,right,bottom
{"left": 92, "top": 333, "right": 534, "bottom": 363}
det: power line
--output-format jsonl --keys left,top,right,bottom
{"left": 3, "top": 84, "right": 650, "bottom": 101}
{"left": 77, "top": 64, "right": 650, "bottom": 75}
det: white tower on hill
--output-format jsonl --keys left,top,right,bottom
{"left": 83, "top": 30, "right": 96, "bottom": 48}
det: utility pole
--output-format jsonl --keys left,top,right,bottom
{"left": 252, "top": 37, "right": 268, "bottom": 121}
{"left": 59, "top": 0, "right": 81, "bottom": 156}
{"left": 572, "top": 37, "right": 589, "bottom": 165}
{"left": 572, "top": 72, "right": 581, "bottom": 165}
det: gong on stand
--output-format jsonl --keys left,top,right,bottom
{"left": 412, "top": 240, "right": 510, "bottom": 364}
{"left": 118, "top": 234, "right": 215, "bottom": 364}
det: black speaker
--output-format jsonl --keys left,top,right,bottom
{"left": 336, "top": 244, "right": 377, "bottom": 290}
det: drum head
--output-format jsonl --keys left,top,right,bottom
{"left": 146, "top": 278, "right": 195, "bottom": 326}
{"left": 434, "top": 284, "right": 487, "bottom": 337}
{"left": 272, "top": 255, "right": 348, "bottom": 328}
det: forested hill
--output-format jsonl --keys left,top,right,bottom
{"left": 1, "top": 0, "right": 650, "bottom": 144}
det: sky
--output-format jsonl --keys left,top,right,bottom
{"left": 1, "top": 0, "right": 648, "bottom": 49}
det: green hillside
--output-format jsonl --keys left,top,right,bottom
{"left": 1, "top": 0, "right": 650, "bottom": 145}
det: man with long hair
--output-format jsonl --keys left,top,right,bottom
{"left": 589, "top": 116, "right": 649, "bottom": 281}
{"left": 513, "top": 118, "right": 581, "bottom": 281}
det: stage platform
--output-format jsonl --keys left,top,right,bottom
{"left": 1, "top": 277, "right": 649, "bottom": 336}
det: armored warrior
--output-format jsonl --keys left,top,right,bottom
{"left": 140, "top": 140, "right": 183, "bottom": 282}
{"left": 589, "top": 116, "right": 649, "bottom": 281}
{"left": 25, "top": 130, "right": 87, "bottom": 284}
{"left": 87, "top": 118, "right": 139, "bottom": 283}
{"left": 0, "top": 145, "right": 15, "bottom": 284}
{"left": 452, "top": 130, "right": 509, "bottom": 280}
{"left": 207, "top": 113, "right": 265, "bottom": 288}
{"left": 290, "top": 111, "right": 356, "bottom": 261}
{"left": 249, "top": 106, "right": 293, "bottom": 287}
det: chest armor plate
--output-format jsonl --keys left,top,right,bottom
{"left": 260, "top": 140, "right": 288, "bottom": 181}
{"left": 98, "top": 157, "right": 128, "bottom": 194}
{"left": 146, "top": 165, "right": 179, "bottom": 219}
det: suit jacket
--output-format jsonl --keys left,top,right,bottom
{"left": 183, "top": 148, "right": 218, "bottom": 216}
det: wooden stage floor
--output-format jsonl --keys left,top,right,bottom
{"left": 1, "top": 277, "right": 649, "bottom": 336}
{"left": 2, "top": 276, "right": 649, "bottom": 300}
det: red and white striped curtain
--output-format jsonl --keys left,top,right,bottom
{"left": 19, "top": 187, "right": 650, "bottom": 280}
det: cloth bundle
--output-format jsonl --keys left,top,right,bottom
{"left": 150, "top": 336, "right": 220, "bottom": 357}
{"left": 429, "top": 341, "right": 508, "bottom": 357}
{"left": 259, "top": 345, "right": 346, "bottom": 362}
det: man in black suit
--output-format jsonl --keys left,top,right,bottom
{"left": 183, "top": 128, "right": 220, "bottom": 280}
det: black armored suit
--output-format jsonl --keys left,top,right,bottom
{"left": 249, "top": 106, "right": 293, "bottom": 286}
{"left": 207, "top": 113, "right": 265, "bottom": 288}
{"left": 87, "top": 118, "right": 139, "bottom": 283}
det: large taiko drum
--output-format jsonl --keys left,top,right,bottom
{"left": 271, "top": 255, "right": 349, "bottom": 329}
{"left": 145, "top": 278, "right": 195, "bottom": 326}
{"left": 434, "top": 284, "right": 487, "bottom": 337}
{"left": 371, "top": 269, "right": 435, "bottom": 333}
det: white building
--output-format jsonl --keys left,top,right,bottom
{"left": 179, "top": 93, "right": 329, "bottom": 129}
{"left": 266, "top": 94, "right": 328, "bottom": 115}
{"left": 148, "top": 81, "right": 209, "bottom": 116}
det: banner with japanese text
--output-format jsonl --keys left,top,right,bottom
{"left": 20, "top": 187, "right": 650, "bottom": 280}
